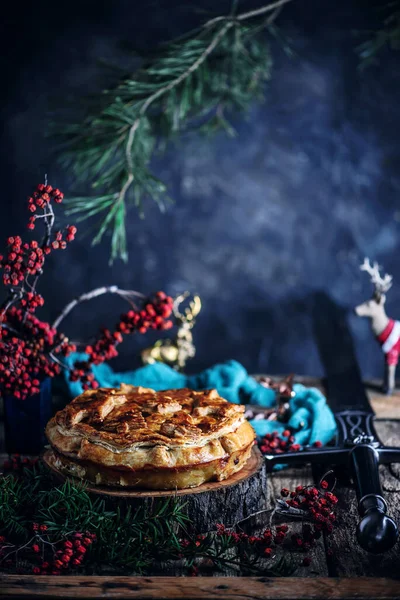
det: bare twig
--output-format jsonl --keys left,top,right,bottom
{"left": 0, "top": 292, "right": 22, "bottom": 323}
{"left": 42, "top": 203, "right": 55, "bottom": 248}
{"left": 266, "top": 5, "right": 284, "bottom": 25}
{"left": 236, "top": 0, "right": 294, "bottom": 21}
{"left": 22, "top": 202, "right": 55, "bottom": 325}
{"left": 204, "top": 0, "right": 294, "bottom": 29}
{"left": 51, "top": 286, "right": 146, "bottom": 331}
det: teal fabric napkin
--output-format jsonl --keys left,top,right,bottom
{"left": 63, "top": 356, "right": 337, "bottom": 448}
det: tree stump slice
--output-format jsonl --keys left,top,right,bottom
{"left": 42, "top": 446, "right": 268, "bottom": 533}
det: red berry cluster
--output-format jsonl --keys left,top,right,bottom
{"left": 0, "top": 307, "right": 76, "bottom": 399}
{"left": 1, "top": 237, "right": 43, "bottom": 286}
{"left": 281, "top": 479, "right": 338, "bottom": 556}
{"left": 50, "top": 226, "right": 77, "bottom": 249}
{"left": 70, "top": 291, "right": 174, "bottom": 390}
{"left": 259, "top": 429, "right": 301, "bottom": 454}
{"left": 214, "top": 522, "right": 291, "bottom": 553}
{"left": 259, "top": 430, "right": 323, "bottom": 455}
{"left": 0, "top": 528, "right": 95, "bottom": 575}
{"left": 1, "top": 185, "right": 74, "bottom": 288}
{"left": 2, "top": 454, "right": 38, "bottom": 472}
{"left": 0, "top": 183, "right": 79, "bottom": 399}
{"left": 179, "top": 522, "right": 294, "bottom": 575}
{"left": 0, "top": 182, "right": 175, "bottom": 400}
{"left": 178, "top": 476, "right": 339, "bottom": 575}
{"left": 117, "top": 291, "right": 174, "bottom": 336}
{"left": 40, "top": 531, "right": 96, "bottom": 575}
{"left": 27, "top": 184, "right": 64, "bottom": 231}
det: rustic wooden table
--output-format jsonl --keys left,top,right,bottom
{"left": 1, "top": 380, "right": 400, "bottom": 599}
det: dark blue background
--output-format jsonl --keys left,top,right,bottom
{"left": 1, "top": 0, "right": 399, "bottom": 380}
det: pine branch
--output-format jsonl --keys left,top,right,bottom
{"left": 54, "top": 1, "right": 295, "bottom": 262}
{"left": 0, "top": 463, "right": 304, "bottom": 576}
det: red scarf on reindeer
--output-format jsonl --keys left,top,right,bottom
{"left": 377, "top": 319, "right": 400, "bottom": 366}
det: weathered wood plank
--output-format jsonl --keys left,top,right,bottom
{"left": 0, "top": 575, "right": 399, "bottom": 599}
{"left": 326, "top": 482, "right": 400, "bottom": 577}
{"left": 237, "top": 465, "right": 329, "bottom": 577}
{"left": 266, "top": 467, "right": 329, "bottom": 578}
{"left": 326, "top": 420, "right": 400, "bottom": 578}
{"left": 365, "top": 381, "right": 400, "bottom": 419}
{"left": 375, "top": 420, "right": 400, "bottom": 493}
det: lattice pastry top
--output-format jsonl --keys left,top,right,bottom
{"left": 48, "top": 385, "right": 247, "bottom": 450}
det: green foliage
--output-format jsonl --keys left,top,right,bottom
{"left": 53, "top": 4, "right": 285, "bottom": 262}
{"left": 0, "top": 463, "right": 296, "bottom": 576}
{"left": 0, "top": 464, "right": 190, "bottom": 573}
{"left": 357, "top": 1, "right": 400, "bottom": 67}
{"left": 0, "top": 476, "right": 29, "bottom": 539}
{"left": 0, "top": 463, "right": 50, "bottom": 540}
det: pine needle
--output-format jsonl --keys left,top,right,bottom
{"left": 52, "top": 3, "right": 292, "bottom": 262}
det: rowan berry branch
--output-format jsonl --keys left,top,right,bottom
{"left": 0, "top": 183, "right": 174, "bottom": 398}
{"left": 22, "top": 204, "right": 55, "bottom": 325}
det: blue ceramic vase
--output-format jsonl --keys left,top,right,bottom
{"left": 3, "top": 378, "right": 52, "bottom": 454}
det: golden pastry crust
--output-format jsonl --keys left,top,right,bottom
{"left": 45, "top": 385, "right": 255, "bottom": 489}
{"left": 47, "top": 442, "right": 254, "bottom": 490}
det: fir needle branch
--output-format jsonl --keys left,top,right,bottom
{"left": 118, "top": 21, "right": 233, "bottom": 209}
{"left": 55, "top": 2, "right": 294, "bottom": 261}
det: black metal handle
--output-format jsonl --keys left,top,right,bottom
{"left": 264, "top": 447, "right": 349, "bottom": 466}
{"left": 350, "top": 444, "right": 398, "bottom": 553}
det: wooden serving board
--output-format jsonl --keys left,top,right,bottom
{"left": 42, "top": 446, "right": 263, "bottom": 498}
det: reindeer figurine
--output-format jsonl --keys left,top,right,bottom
{"left": 141, "top": 292, "right": 201, "bottom": 371}
{"left": 355, "top": 258, "right": 398, "bottom": 394}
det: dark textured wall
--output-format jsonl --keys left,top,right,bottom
{"left": 1, "top": 0, "right": 399, "bottom": 380}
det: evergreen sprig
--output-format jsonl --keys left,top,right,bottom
{"left": 0, "top": 461, "right": 296, "bottom": 576}
{"left": 54, "top": 0, "right": 294, "bottom": 262}
{"left": 0, "top": 463, "right": 189, "bottom": 573}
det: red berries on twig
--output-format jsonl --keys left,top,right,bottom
{"left": 0, "top": 183, "right": 175, "bottom": 399}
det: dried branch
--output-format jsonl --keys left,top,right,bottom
{"left": 205, "top": 0, "right": 294, "bottom": 28}
{"left": 51, "top": 285, "right": 145, "bottom": 330}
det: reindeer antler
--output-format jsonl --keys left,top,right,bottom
{"left": 173, "top": 292, "right": 202, "bottom": 323}
{"left": 360, "top": 258, "right": 393, "bottom": 295}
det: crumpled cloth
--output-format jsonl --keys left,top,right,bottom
{"left": 64, "top": 356, "right": 337, "bottom": 447}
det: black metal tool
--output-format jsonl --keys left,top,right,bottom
{"left": 263, "top": 293, "right": 400, "bottom": 554}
